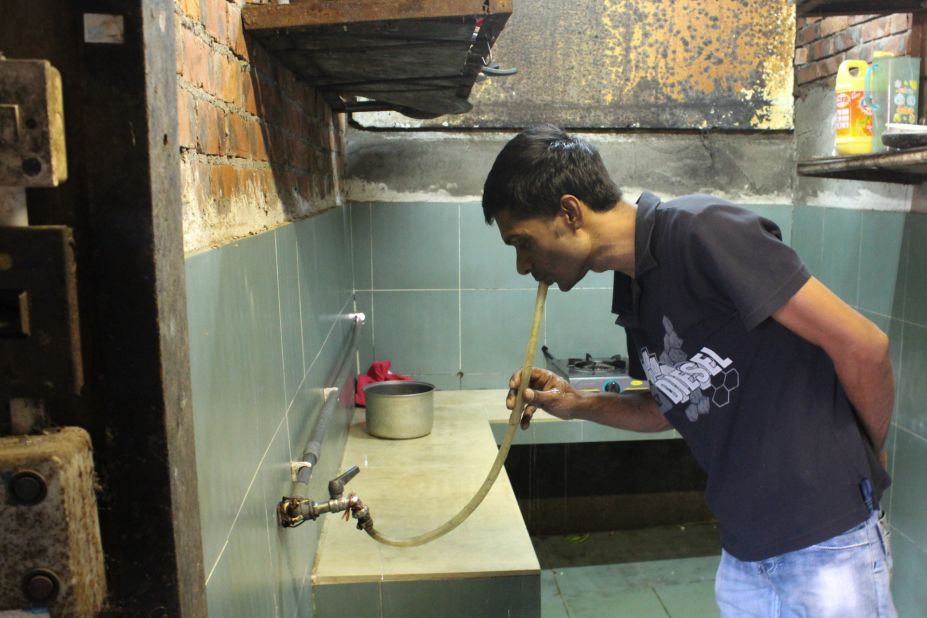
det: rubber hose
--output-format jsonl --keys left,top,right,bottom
{"left": 366, "top": 282, "right": 549, "bottom": 547}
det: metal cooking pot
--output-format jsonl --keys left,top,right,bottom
{"left": 363, "top": 380, "right": 435, "bottom": 439}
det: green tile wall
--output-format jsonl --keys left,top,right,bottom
{"left": 821, "top": 207, "right": 862, "bottom": 306}
{"left": 186, "top": 207, "right": 355, "bottom": 618}
{"left": 792, "top": 204, "right": 927, "bottom": 618}
{"left": 352, "top": 200, "right": 792, "bottom": 391}
{"left": 903, "top": 214, "right": 927, "bottom": 325}
{"left": 352, "top": 200, "right": 624, "bottom": 389}
{"left": 461, "top": 289, "right": 543, "bottom": 376}
{"left": 791, "top": 205, "right": 824, "bottom": 275}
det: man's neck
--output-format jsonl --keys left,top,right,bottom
{"left": 586, "top": 201, "right": 637, "bottom": 278}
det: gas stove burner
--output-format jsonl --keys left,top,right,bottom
{"left": 571, "top": 359, "right": 618, "bottom": 373}
{"left": 541, "top": 346, "right": 644, "bottom": 393}
{"left": 568, "top": 354, "right": 627, "bottom": 373}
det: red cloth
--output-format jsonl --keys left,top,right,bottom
{"left": 355, "top": 360, "right": 413, "bottom": 406}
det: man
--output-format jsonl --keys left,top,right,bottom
{"left": 484, "top": 125, "right": 896, "bottom": 617}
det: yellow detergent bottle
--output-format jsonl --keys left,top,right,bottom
{"left": 836, "top": 59, "right": 873, "bottom": 155}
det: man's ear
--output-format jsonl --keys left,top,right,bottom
{"left": 559, "top": 194, "right": 584, "bottom": 229}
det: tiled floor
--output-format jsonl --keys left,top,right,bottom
{"left": 535, "top": 524, "right": 722, "bottom": 618}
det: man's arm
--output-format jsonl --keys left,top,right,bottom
{"left": 772, "top": 276, "right": 894, "bottom": 451}
{"left": 507, "top": 368, "right": 671, "bottom": 432}
{"left": 557, "top": 390, "right": 671, "bottom": 432}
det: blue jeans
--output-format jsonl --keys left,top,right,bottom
{"left": 715, "top": 511, "right": 896, "bottom": 617}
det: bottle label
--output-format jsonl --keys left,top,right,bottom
{"left": 891, "top": 79, "right": 919, "bottom": 124}
{"left": 836, "top": 89, "right": 872, "bottom": 138}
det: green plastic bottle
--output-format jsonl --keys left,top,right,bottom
{"left": 887, "top": 56, "right": 920, "bottom": 125}
{"left": 867, "top": 54, "right": 920, "bottom": 152}
{"left": 866, "top": 52, "right": 893, "bottom": 153}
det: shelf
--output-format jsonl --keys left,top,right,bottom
{"left": 241, "top": 0, "right": 512, "bottom": 118}
{"left": 796, "top": 1, "right": 927, "bottom": 183}
{"left": 797, "top": 1, "right": 927, "bottom": 16}
{"left": 797, "top": 147, "right": 927, "bottom": 183}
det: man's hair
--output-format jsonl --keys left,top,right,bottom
{"left": 482, "top": 124, "right": 622, "bottom": 224}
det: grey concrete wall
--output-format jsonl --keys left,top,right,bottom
{"left": 345, "top": 129, "right": 795, "bottom": 205}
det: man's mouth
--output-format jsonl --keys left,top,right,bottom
{"left": 535, "top": 275, "right": 554, "bottom": 285}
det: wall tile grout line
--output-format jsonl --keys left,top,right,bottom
{"left": 272, "top": 231, "right": 291, "bottom": 463}
{"left": 288, "top": 227, "right": 307, "bottom": 464}
{"left": 204, "top": 537, "right": 230, "bottom": 588}
{"left": 853, "top": 302, "right": 923, "bottom": 329}
{"left": 296, "top": 227, "right": 307, "bottom": 387}
{"left": 888, "top": 213, "right": 913, "bottom": 521}
{"left": 894, "top": 417, "right": 927, "bottom": 444}
{"left": 285, "top": 295, "right": 356, "bottom": 419}
{"left": 348, "top": 203, "right": 357, "bottom": 303}
{"left": 458, "top": 203, "right": 463, "bottom": 384}
{"left": 260, "top": 474, "right": 282, "bottom": 618}
{"left": 205, "top": 409, "right": 290, "bottom": 586}
{"left": 901, "top": 213, "right": 913, "bottom": 325}
{"left": 891, "top": 510, "right": 927, "bottom": 555}
{"left": 355, "top": 287, "right": 613, "bottom": 293}
{"left": 369, "top": 202, "right": 376, "bottom": 360}
{"left": 891, "top": 510, "right": 927, "bottom": 554}
{"left": 297, "top": 524, "right": 318, "bottom": 609}
{"left": 552, "top": 569, "right": 575, "bottom": 618}
{"left": 349, "top": 203, "right": 361, "bottom": 377}
{"left": 853, "top": 208, "right": 862, "bottom": 308}
{"left": 819, "top": 207, "right": 827, "bottom": 278}
{"left": 889, "top": 320, "right": 906, "bottom": 522}
{"left": 856, "top": 210, "right": 865, "bottom": 311}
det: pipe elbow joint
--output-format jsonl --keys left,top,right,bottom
{"left": 354, "top": 505, "right": 374, "bottom": 533}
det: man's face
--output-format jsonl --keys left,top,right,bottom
{"left": 495, "top": 209, "right": 589, "bottom": 292}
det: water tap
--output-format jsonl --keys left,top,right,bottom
{"left": 278, "top": 465, "right": 371, "bottom": 530}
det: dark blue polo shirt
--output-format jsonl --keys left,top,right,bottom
{"left": 613, "top": 192, "right": 890, "bottom": 561}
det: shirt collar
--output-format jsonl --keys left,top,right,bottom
{"left": 635, "top": 191, "right": 661, "bottom": 277}
{"left": 611, "top": 192, "right": 661, "bottom": 326}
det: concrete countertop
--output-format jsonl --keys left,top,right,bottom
{"left": 312, "top": 390, "right": 540, "bottom": 585}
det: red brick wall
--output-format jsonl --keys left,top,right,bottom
{"left": 794, "top": 14, "right": 913, "bottom": 90}
{"left": 174, "top": 0, "right": 346, "bottom": 253}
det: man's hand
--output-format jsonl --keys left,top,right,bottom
{"left": 506, "top": 368, "right": 582, "bottom": 429}
{"left": 506, "top": 367, "right": 669, "bottom": 433}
